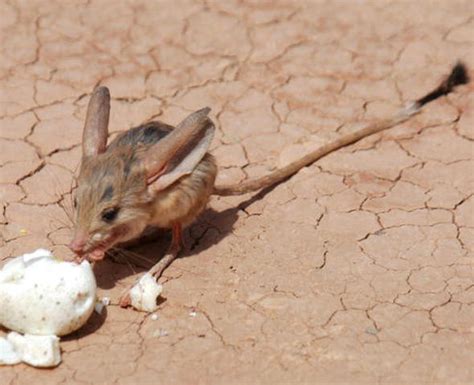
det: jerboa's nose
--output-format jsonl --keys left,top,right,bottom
{"left": 69, "top": 232, "right": 87, "bottom": 254}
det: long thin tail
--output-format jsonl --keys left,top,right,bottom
{"left": 213, "top": 62, "right": 469, "bottom": 196}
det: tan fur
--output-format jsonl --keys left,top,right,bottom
{"left": 150, "top": 153, "right": 217, "bottom": 229}
{"left": 74, "top": 152, "right": 216, "bottom": 255}
{"left": 74, "top": 148, "right": 152, "bottom": 253}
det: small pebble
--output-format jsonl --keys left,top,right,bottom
{"left": 152, "top": 329, "right": 169, "bottom": 338}
{"left": 189, "top": 310, "right": 197, "bottom": 317}
{"left": 365, "top": 326, "right": 378, "bottom": 335}
{"left": 150, "top": 314, "right": 159, "bottom": 321}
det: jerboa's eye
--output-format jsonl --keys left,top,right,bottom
{"left": 101, "top": 207, "right": 119, "bottom": 222}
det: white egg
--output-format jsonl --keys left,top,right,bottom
{"left": 0, "top": 249, "right": 97, "bottom": 336}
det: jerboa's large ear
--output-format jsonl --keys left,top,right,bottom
{"left": 82, "top": 86, "right": 110, "bottom": 159}
{"left": 144, "top": 107, "right": 215, "bottom": 191}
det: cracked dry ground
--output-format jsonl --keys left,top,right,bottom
{"left": 0, "top": 1, "right": 473, "bottom": 384}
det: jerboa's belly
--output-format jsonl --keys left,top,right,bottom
{"left": 149, "top": 153, "right": 217, "bottom": 229}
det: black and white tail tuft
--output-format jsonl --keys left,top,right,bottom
{"left": 415, "top": 61, "right": 469, "bottom": 108}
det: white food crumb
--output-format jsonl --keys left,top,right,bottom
{"left": 152, "top": 328, "right": 169, "bottom": 338}
{"left": 0, "top": 332, "right": 60, "bottom": 367}
{"left": 94, "top": 296, "right": 111, "bottom": 314}
{"left": 129, "top": 273, "right": 163, "bottom": 313}
{"left": 189, "top": 310, "right": 197, "bottom": 317}
{"left": 94, "top": 302, "right": 104, "bottom": 314}
{"left": 150, "top": 314, "right": 159, "bottom": 321}
{"left": 0, "top": 249, "right": 97, "bottom": 336}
